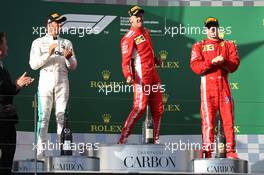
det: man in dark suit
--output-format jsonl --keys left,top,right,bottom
{"left": 0, "top": 32, "right": 33, "bottom": 174}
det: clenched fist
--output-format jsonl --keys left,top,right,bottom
{"left": 64, "top": 47, "right": 73, "bottom": 59}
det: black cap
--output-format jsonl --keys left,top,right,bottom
{"left": 204, "top": 17, "right": 219, "bottom": 28}
{"left": 128, "top": 6, "right": 144, "bottom": 16}
{"left": 46, "top": 12, "right": 67, "bottom": 24}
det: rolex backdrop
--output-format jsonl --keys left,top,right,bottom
{"left": 1, "top": 1, "right": 264, "bottom": 135}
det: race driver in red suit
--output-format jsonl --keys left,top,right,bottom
{"left": 190, "top": 17, "right": 240, "bottom": 159}
{"left": 118, "top": 6, "right": 163, "bottom": 144}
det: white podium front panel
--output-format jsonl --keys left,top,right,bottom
{"left": 99, "top": 144, "right": 201, "bottom": 172}
{"left": 193, "top": 158, "right": 248, "bottom": 173}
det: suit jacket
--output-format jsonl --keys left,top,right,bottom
{"left": 0, "top": 66, "right": 19, "bottom": 124}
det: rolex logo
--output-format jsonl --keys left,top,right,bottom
{"left": 102, "top": 70, "right": 111, "bottom": 81}
{"left": 102, "top": 113, "right": 111, "bottom": 124}
{"left": 159, "top": 50, "right": 168, "bottom": 61}
{"left": 162, "top": 93, "right": 169, "bottom": 104}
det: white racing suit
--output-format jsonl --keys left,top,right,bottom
{"left": 29, "top": 34, "right": 77, "bottom": 158}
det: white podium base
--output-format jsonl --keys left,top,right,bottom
{"left": 98, "top": 144, "right": 201, "bottom": 172}
{"left": 13, "top": 160, "right": 44, "bottom": 172}
{"left": 45, "top": 156, "right": 99, "bottom": 171}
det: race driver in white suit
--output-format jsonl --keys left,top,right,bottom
{"left": 29, "top": 12, "right": 77, "bottom": 159}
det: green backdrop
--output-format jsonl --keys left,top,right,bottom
{"left": 1, "top": 1, "right": 264, "bottom": 134}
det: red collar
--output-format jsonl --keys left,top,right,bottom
{"left": 130, "top": 26, "right": 144, "bottom": 33}
{"left": 204, "top": 38, "right": 223, "bottom": 44}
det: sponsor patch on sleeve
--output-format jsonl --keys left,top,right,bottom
{"left": 191, "top": 50, "right": 197, "bottom": 61}
{"left": 121, "top": 41, "right": 128, "bottom": 54}
{"left": 134, "top": 35, "right": 145, "bottom": 45}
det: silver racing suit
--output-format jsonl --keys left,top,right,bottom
{"left": 29, "top": 34, "right": 77, "bottom": 157}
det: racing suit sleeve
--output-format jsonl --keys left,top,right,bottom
{"left": 190, "top": 44, "right": 213, "bottom": 75}
{"left": 29, "top": 39, "right": 50, "bottom": 70}
{"left": 223, "top": 41, "right": 240, "bottom": 73}
{"left": 121, "top": 36, "right": 134, "bottom": 80}
{"left": 64, "top": 41, "right": 77, "bottom": 70}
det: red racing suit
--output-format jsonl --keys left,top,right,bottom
{"left": 190, "top": 38, "right": 240, "bottom": 155}
{"left": 118, "top": 27, "right": 163, "bottom": 144}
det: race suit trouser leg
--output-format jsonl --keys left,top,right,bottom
{"left": 200, "top": 76, "right": 217, "bottom": 156}
{"left": 54, "top": 78, "right": 69, "bottom": 139}
{"left": 219, "top": 81, "right": 235, "bottom": 153}
{"left": 200, "top": 76, "right": 236, "bottom": 157}
{"left": 119, "top": 82, "right": 163, "bottom": 144}
{"left": 118, "top": 83, "right": 148, "bottom": 144}
{"left": 37, "top": 82, "right": 53, "bottom": 157}
{"left": 149, "top": 84, "right": 163, "bottom": 143}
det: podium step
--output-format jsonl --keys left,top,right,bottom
{"left": 13, "top": 156, "right": 99, "bottom": 172}
{"left": 13, "top": 160, "right": 44, "bottom": 172}
{"left": 193, "top": 158, "right": 248, "bottom": 173}
{"left": 13, "top": 144, "right": 250, "bottom": 174}
{"left": 45, "top": 156, "right": 99, "bottom": 171}
{"left": 98, "top": 144, "right": 201, "bottom": 172}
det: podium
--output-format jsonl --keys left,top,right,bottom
{"left": 99, "top": 144, "right": 201, "bottom": 172}
{"left": 45, "top": 156, "right": 99, "bottom": 171}
{"left": 13, "top": 156, "right": 99, "bottom": 172}
{"left": 193, "top": 158, "right": 248, "bottom": 173}
{"left": 13, "top": 144, "right": 249, "bottom": 174}
{"left": 13, "top": 160, "right": 44, "bottom": 172}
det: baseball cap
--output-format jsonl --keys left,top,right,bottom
{"left": 128, "top": 6, "right": 144, "bottom": 16}
{"left": 46, "top": 12, "right": 67, "bottom": 24}
{"left": 204, "top": 17, "right": 219, "bottom": 28}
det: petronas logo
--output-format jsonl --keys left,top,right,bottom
{"left": 162, "top": 93, "right": 169, "bottom": 104}
{"left": 102, "top": 114, "right": 111, "bottom": 124}
{"left": 159, "top": 50, "right": 168, "bottom": 61}
{"left": 102, "top": 70, "right": 111, "bottom": 81}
